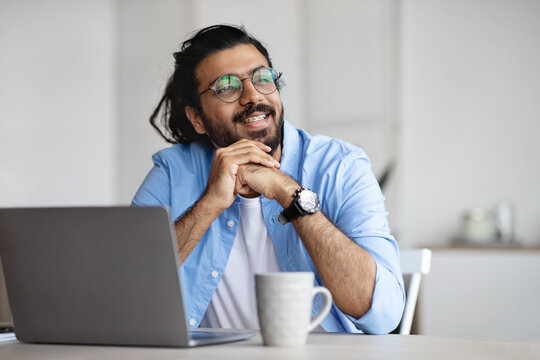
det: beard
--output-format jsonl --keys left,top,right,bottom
{"left": 201, "top": 103, "right": 284, "bottom": 156}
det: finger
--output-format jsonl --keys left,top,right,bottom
{"left": 236, "top": 187, "right": 258, "bottom": 198}
{"left": 227, "top": 139, "right": 272, "bottom": 153}
{"left": 234, "top": 178, "right": 258, "bottom": 197}
{"left": 215, "top": 145, "right": 280, "bottom": 168}
{"left": 216, "top": 139, "right": 272, "bottom": 153}
{"left": 221, "top": 151, "right": 279, "bottom": 169}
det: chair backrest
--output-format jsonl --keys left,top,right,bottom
{"left": 399, "top": 248, "right": 432, "bottom": 335}
{"left": 0, "top": 256, "right": 13, "bottom": 329}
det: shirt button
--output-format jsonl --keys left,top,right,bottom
{"left": 189, "top": 319, "right": 196, "bottom": 326}
{"left": 211, "top": 270, "right": 219, "bottom": 278}
{"left": 226, "top": 220, "right": 235, "bottom": 227}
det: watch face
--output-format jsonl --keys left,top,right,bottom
{"left": 297, "top": 189, "right": 320, "bottom": 213}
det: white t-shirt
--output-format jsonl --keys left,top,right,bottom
{"left": 201, "top": 196, "right": 280, "bottom": 329}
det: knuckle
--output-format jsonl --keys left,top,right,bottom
{"left": 248, "top": 143, "right": 262, "bottom": 151}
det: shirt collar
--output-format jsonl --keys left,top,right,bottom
{"left": 279, "top": 119, "right": 302, "bottom": 181}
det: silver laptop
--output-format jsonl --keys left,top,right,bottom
{"left": 0, "top": 206, "right": 254, "bottom": 347}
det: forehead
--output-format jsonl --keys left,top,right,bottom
{"left": 195, "top": 44, "right": 270, "bottom": 88}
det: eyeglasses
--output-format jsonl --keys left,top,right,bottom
{"left": 199, "top": 67, "right": 282, "bottom": 103}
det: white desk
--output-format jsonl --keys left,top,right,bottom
{"left": 1, "top": 332, "right": 539, "bottom": 359}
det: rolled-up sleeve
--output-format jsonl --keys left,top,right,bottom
{"left": 345, "top": 261, "right": 405, "bottom": 334}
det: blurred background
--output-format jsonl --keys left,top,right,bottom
{"left": 1, "top": 0, "right": 539, "bottom": 339}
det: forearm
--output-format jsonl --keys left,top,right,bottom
{"left": 291, "top": 212, "right": 376, "bottom": 318}
{"left": 272, "top": 179, "right": 376, "bottom": 318}
{"left": 174, "top": 194, "right": 224, "bottom": 264}
{"left": 239, "top": 165, "right": 377, "bottom": 318}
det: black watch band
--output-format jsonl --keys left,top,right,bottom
{"left": 278, "top": 188, "right": 320, "bottom": 225}
{"left": 279, "top": 198, "right": 304, "bottom": 224}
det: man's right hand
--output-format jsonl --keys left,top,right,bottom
{"left": 200, "top": 139, "right": 280, "bottom": 212}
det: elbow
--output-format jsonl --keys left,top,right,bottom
{"left": 362, "top": 298, "right": 404, "bottom": 335}
{"left": 354, "top": 266, "right": 406, "bottom": 335}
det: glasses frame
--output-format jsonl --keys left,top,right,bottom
{"left": 199, "top": 67, "right": 282, "bottom": 103}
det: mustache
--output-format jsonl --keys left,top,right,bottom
{"left": 233, "top": 104, "right": 276, "bottom": 123}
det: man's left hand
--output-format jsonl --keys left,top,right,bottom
{"left": 235, "top": 164, "right": 299, "bottom": 207}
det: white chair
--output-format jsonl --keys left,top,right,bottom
{"left": 398, "top": 248, "right": 432, "bottom": 335}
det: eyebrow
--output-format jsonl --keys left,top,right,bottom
{"left": 205, "top": 65, "right": 267, "bottom": 88}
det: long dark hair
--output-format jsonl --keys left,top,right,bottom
{"left": 150, "top": 24, "right": 275, "bottom": 144}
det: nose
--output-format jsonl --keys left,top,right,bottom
{"left": 238, "top": 78, "right": 262, "bottom": 106}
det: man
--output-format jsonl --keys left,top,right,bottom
{"left": 133, "top": 24, "right": 404, "bottom": 334}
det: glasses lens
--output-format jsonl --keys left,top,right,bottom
{"left": 252, "top": 68, "right": 278, "bottom": 94}
{"left": 215, "top": 75, "right": 242, "bottom": 102}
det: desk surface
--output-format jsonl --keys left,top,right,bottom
{"left": 1, "top": 332, "right": 539, "bottom": 359}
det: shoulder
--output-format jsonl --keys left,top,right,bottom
{"left": 132, "top": 141, "right": 214, "bottom": 209}
{"left": 284, "top": 126, "right": 377, "bottom": 206}
{"left": 295, "top": 128, "right": 371, "bottom": 172}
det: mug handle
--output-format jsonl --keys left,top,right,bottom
{"left": 308, "top": 286, "right": 332, "bottom": 332}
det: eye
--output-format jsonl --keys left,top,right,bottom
{"left": 214, "top": 76, "right": 241, "bottom": 95}
{"left": 253, "top": 69, "right": 274, "bottom": 83}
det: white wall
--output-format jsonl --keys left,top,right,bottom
{"left": 118, "top": 0, "right": 191, "bottom": 203}
{"left": 303, "top": 0, "right": 400, "bottom": 227}
{"left": 0, "top": 0, "right": 119, "bottom": 206}
{"left": 398, "top": 0, "right": 540, "bottom": 247}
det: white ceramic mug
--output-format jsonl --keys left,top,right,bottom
{"left": 255, "top": 272, "right": 332, "bottom": 346}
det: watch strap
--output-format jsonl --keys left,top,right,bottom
{"left": 278, "top": 197, "right": 304, "bottom": 224}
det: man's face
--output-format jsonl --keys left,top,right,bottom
{"left": 188, "top": 44, "right": 284, "bottom": 155}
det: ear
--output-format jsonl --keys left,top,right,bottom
{"left": 185, "top": 106, "right": 207, "bottom": 135}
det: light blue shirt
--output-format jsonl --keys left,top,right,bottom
{"left": 132, "top": 120, "right": 405, "bottom": 334}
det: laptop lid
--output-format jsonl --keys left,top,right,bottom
{"left": 0, "top": 206, "right": 253, "bottom": 347}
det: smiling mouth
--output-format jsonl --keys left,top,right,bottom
{"left": 240, "top": 114, "right": 267, "bottom": 124}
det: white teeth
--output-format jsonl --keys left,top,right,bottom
{"left": 242, "top": 114, "right": 266, "bottom": 123}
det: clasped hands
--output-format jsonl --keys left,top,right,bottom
{"left": 202, "top": 139, "right": 299, "bottom": 211}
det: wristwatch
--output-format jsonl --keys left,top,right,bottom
{"left": 278, "top": 188, "right": 321, "bottom": 225}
